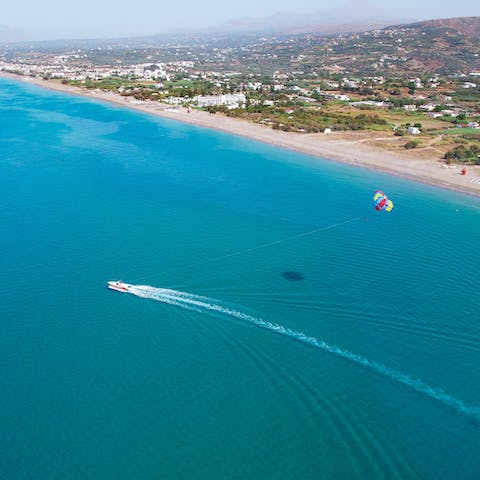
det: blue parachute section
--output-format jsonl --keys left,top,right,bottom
{"left": 373, "top": 190, "right": 394, "bottom": 212}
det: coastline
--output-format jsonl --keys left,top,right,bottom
{"left": 2, "top": 71, "right": 480, "bottom": 197}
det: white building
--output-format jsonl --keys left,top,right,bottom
{"left": 166, "top": 97, "right": 187, "bottom": 105}
{"left": 195, "top": 94, "right": 246, "bottom": 108}
{"left": 333, "top": 94, "right": 350, "bottom": 101}
{"left": 351, "top": 100, "right": 392, "bottom": 108}
{"left": 420, "top": 103, "right": 436, "bottom": 111}
{"left": 245, "top": 82, "right": 263, "bottom": 90}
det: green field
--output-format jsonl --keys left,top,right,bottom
{"left": 435, "top": 128, "right": 480, "bottom": 136}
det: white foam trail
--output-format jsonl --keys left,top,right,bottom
{"left": 129, "top": 285, "right": 480, "bottom": 422}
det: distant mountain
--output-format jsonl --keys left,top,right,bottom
{"left": 302, "top": 15, "right": 480, "bottom": 75}
{"left": 397, "top": 16, "right": 480, "bottom": 37}
{"left": 384, "top": 16, "right": 480, "bottom": 73}
{"left": 209, "top": 0, "right": 413, "bottom": 34}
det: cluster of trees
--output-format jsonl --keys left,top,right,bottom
{"left": 444, "top": 144, "right": 480, "bottom": 163}
{"left": 66, "top": 78, "right": 127, "bottom": 90}
{"left": 165, "top": 80, "right": 221, "bottom": 97}
{"left": 216, "top": 106, "right": 388, "bottom": 133}
{"left": 63, "top": 78, "right": 223, "bottom": 102}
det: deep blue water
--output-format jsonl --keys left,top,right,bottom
{"left": 0, "top": 77, "right": 479, "bottom": 479}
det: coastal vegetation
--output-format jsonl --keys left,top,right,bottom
{"left": 444, "top": 144, "right": 480, "bottom": 164}
{"left": 205, "top": 104, "right": 389, "bottom": 132}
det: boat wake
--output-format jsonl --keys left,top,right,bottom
{"left": 129, "top": 284, "right": 480, "bottom": 422}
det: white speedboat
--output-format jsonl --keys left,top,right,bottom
{"left": 107, "top": 280, "right": 132, "bottom": 292}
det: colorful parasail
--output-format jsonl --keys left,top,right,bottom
{"left": 373, "top": 190, "right": 394, "bottom": 212}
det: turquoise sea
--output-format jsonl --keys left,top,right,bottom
{"left": 0, "top": 77, "right": 479, "bottom": 479}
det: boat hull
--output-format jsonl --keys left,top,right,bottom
{"left": 107, "top": 281, "right": 132, "bottom": 293}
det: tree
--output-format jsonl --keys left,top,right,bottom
{"left": 405, "top": 140, "right": 419, "bottom": 149}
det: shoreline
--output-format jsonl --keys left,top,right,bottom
{"left": 2, "top": 71, "right": 480, "bottom": 197}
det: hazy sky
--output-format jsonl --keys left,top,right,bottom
{"left": 2, "top": 0, "right": 479, "bottom": 40}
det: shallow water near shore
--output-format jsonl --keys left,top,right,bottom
{"left": 1, "top": 77, "right": 480, "bottom": 479}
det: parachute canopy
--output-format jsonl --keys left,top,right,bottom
{"left": 373, "top": 190, "right": 394, "bottom": 212}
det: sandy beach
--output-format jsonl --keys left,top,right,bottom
{"left": 2, "top": 71, "right": 479, "bottom": 196}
